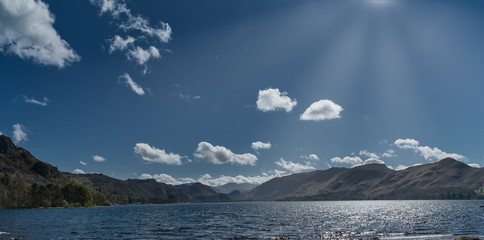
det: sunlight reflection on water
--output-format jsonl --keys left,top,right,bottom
{"left": 0, "top": 200, "right": 483, "bottom": 239}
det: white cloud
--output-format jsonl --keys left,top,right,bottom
{"left": 177, "top": 93, "right": 201, "bottom": 102}
{"left": 73, "top": 169, "right": 86, "bottom": 174}
{"left": 119, "top": 73, "right": 145, "bottom": 95}
{"left": 251, "top": 141, "right": 271, "bottom": 151}
{"left": 394, "top": 138, "right": 466, "bottom": 161}
{"left": 300, "top": 99, "right": 343, "bottom": 121}
{"left": 275, "top": 158, "right": 315, "bottom": 173}
{"left": 90, "top": 0, "right": 171, "bottom": 72}
{"left": 109, "top": 35, "right": 135, "bottom": 53}
{"left": 140, "top": 169, "right": 287, "bottom": 187}
{"left": 359, "top": 150, "right": 379, "bottom": 159}
{"left": 468, "top": 163, "right": 480, "bottom": 168}
{"left": 394, "top": 163, "right": 424, "bottom": 171}
{"left": 331, "top": 156, "right": 362, "bottom": 165}
{"left": 334, "top": 149, "right": 387, "bottom": 167}
{"left": 139, "top": 173, "right": 153, "bottom": 180}
{"left": 194, "top": 141, "right": 257, "bottom": 166}
{"left": 139, "top": 173, "right": 193, "bottom": 185}
{"left": 361, "top": 158, "right": 385, "bottom": 165}
{"left": 134, "top": 143, "right": 183, "bottom": 165}
{"left": 80, "top": 161, "right": 87, "bottom": 166}
{"left": 12, "top": 123, "right": 27, "bottom": 143}
{"left": 23, "top": 96, "right": 48, "bottom": 106}
{"left": 0, "top": 0, "right": 80, "bottom": 68}
{"left": 127, "top": 46, "right": 160, "bottom": 65}
{"left": 382, "top": 149, "right": 396, "bottom": 158}
{"left": 91, "top": 0, "right": 173, "bottom": 43}
{"left": 300, "top": 154, "right": 319, "bottom": 161}
{"left": 120, "top": 16, "right": 172, "bottom": 43}
{"left": 394, "top": 164, "right": 408, "bottom": 171}
{"left": 92, "top": 155, "right": 106, "bottom": 162}
{"left": 394, "top": 138, "right": 419, "bottom": 149}
{"left": 256, "top": 88, "right": 297, "bottom": 112}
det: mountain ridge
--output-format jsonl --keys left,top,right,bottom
{"left": 2, "top": 134, "right": 484, "bottom": 209}
{"left": 246, "top": 158, "right": 484, "bottom": 201}
{"left": 0, "top": 135, "right": 231, "bottom": 208}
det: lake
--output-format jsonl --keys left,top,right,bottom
{"left": 1, "top": 200, "right": 483, "bottom": 239}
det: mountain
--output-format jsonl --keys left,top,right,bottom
{"left": 178, "top": 182, "right": 231, "bottom": 202}
{"left": 214, "top": 182, "right": 258, "bottom": 193}
{"left": 0, "top": 135, "right": 63, "bottom": 184}
{"left": 0, "top": 134, "right": 97, "bottom": 208}
{"left": 3, "top": 133, "right": 484, "bottom": 208}
{"left": 0, "top": 135, "right": 230, "bottom": 209}
{"left": 247, "top": 158, "right": 484, "bottom": 200}
{"left": 64, "top": 173, "right": 230, "bottom": 204}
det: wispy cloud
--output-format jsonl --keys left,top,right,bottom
{"left": 331, "top": 149, "right": 387, "bottom": 167}
{"left": 80, "top": 161, "right": 87, "bottom": 166}
{"left": 275, "top": 158, "right": 315, "bottom": 173}
{"left": 92, "top": 155, "right": 106, "bottom": 162}
{"left": 177, "top": 93, "right": 201, "bottom": 102}
{"left": 140, "top": 169, "right": 287, "bottom": 187}
{"left": 194, "top": 142, "right": 257, "bottom": 166}
{"left": 172, "top": 83, "right": 201, "bottom": 103}
{"left": 119, "top": 73, "right": 145, "bottom": 95}
{"left": 0, "top": 0, "right": 80, "bottom": 67}
{"left": 134, "top": 143, "right": 183, "bottom": 165}
{"left": 394, "top": 138, "right": 466, "bottom": 161}
{"left": 382, "top": 149, "right": 396, "bottom": 158}
{"left": 23, "top": 96, "right": 49, "bottom": 106}
{"left": 109, "top": 35, "right": 135, "bottom": 53}
{"left": 127, "top": 46, "right": 160, "bottom": 65}
{"left": 300, "top": 99, "right": 343, "bottom": 121}
{"left": 300, "top": 154, "right": 319, "bottom": 161}
{"left": 90, "top": 0, "right": 171, "bottom": 73}
{"left": 256, "top": 88, "right": 297, "bottom": 112}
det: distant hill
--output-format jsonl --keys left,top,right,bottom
{"left": 3, "top": 134, "right": 484, "bottom": 208}
{"left": 0, "top": 135, "right": 231, "bottom": 209}
{"left": 214, "top": 182, "right": 258, "bottom": 193}
{"left": 64, "top": 173, "right": 230, "bottom": 204}
{"left": 247, "top": 158, "right": 484, "bottom": 200}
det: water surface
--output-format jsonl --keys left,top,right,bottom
{"left": 1, "top": 200, "right": 483, "bottom": 239}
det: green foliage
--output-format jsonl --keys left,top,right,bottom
{"left": 0, "top": 173, "right": 109, "bottom": 209}
{"left": 1, "top": 173, "right": 11, "bottom": 185}
{"left": 475, "top": 188, "right": 484, "bottom": 198}
{"left": 62, "top": 183, "right": 93, "bottom": 207}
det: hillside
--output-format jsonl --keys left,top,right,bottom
{"left": 65, "top": 173, "right": 230, "bottom": 204}
{"left": 247, "top": 158, "right": 484, "bottom": 201}
{"left": 3, "top": 133, "right": 484, "bottom": 207}
{"left": 0, "top": 135, "right": 63, "bottom": 184}
{"left": 0, "top": 135, "right": 100, "bottom": 208}
{"left": 214, "top": 182, "right": 258, "bottom": 193}
{"left": 0, "top": 135, "right": 230, "bottom": 209}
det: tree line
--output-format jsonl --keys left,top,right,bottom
{"left": 0, "top": 173, "right": 111, "bottom": 209}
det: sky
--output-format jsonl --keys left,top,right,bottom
{"left": 1, "top": 0, "right": 484, "bottom": 186}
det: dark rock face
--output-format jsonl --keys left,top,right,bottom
{"left": 0, "top": 135, "right": 17, "bottom": 156}
{"left": 1, "top": 135, "right": 62, "bottom": 183}
{"left": 31, "top": 161, "right": 62, "bottom": 179}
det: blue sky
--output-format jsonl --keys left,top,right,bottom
{"left": 1, "top": 0, "right": 484, "bottom": 186}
